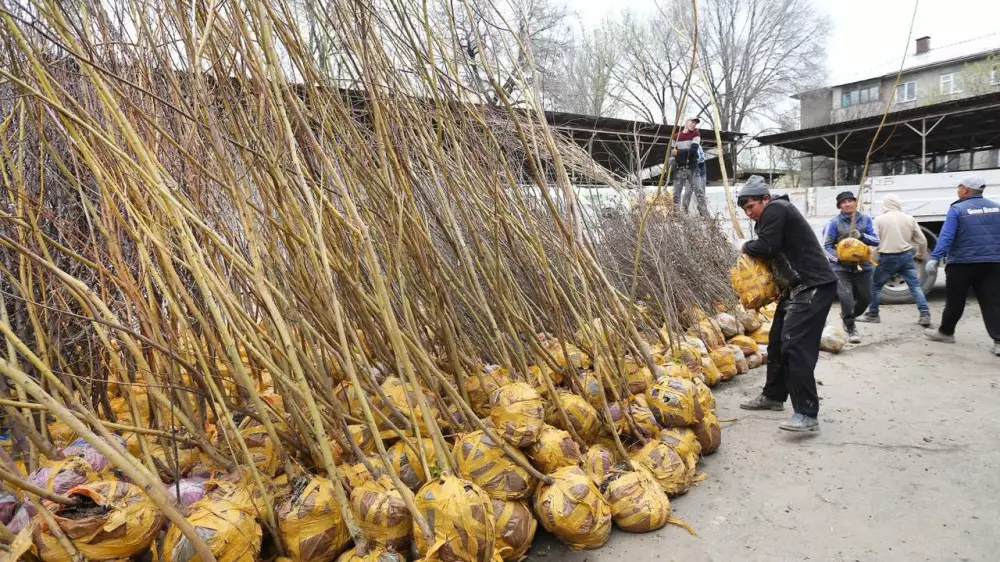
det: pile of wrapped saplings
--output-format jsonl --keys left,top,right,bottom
{"left": 0, "top": 311, "right": 770, "bottom": 562}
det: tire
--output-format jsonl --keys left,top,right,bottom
{"left": 879, "top": 226, "right": 938, "bottom": 305}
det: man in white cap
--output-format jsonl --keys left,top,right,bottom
{"left": 736, "top": 175, "right": 837, "bottom": 432}
{"left": 924, "top": 175, "right": 1000, "bottom": 356}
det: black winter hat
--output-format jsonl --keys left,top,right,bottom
{"left": 835, "top": 191, "right": 856, "bottom": 207}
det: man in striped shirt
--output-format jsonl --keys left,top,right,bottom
{"left": 671, "top": 118, "right": 709, "bottom": 217}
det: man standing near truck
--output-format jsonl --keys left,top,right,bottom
{"left": 823, "top": 191, "right": 880, "bottom": 344}
{"left": 737, "top": 175, "right": 837, "bottom": 432}
{"left": 924, "top": 175, "right": 1000, "bottom": 356}
{"left": 671, "top": 118, "right": 710, "bottom": 217}
{"left": 858, "top": 194, "right": 932, "bottom": 326}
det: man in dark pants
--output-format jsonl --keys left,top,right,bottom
{"left": 823, "top": 191, "right": 880, "bottom": 344}
{"left": 737, "top": 176, "right": 838, "bottom": 432}
{"left": 924, "top": 175, "right": 1000, "bottom": 356}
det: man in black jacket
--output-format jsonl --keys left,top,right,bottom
{"left": 737, "top": 176, "right": 837, "bottom": 432}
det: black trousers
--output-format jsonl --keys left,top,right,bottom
{"left": 939, "top": 262, "right": 1000, "bottom": 343}
{"left": 835, "top": 269, "right": 873, "bottom": 330}
{"left": 763, "top": 282, "right": 837, "bottom": 418}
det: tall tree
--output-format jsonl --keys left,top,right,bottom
{"left": 548, "top": 23, "right": 624, "bottom": 116}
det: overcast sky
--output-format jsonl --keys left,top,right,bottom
{"left": 574, "top": 0, "right": 1000, "bottom": 88}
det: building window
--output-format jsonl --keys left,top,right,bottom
{"left": 895, "top": 81, "right": 917, "bottom": 103}
{"left": 940, "top": 72, "right": 964, "bottom": 94}
{"left": 841, "top": 85, "right": 880, "bottom": 108}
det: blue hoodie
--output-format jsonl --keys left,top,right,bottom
{"left": 823, "top": 212, "right": 880, "bottom": 272}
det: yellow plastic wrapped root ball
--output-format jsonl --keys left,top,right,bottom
{"left": 532, "top": 466, "right": 611, "bottom": 551}
{"left": 339, "top": 457, "right": 386, "bottom": 495}
{"left": 656, "top": 427, "right": 702, "bottom": 472}
{"left": 491, "top": 499, "right": 537, "bottom": 562}
{"left": 727, "top": 335, "right": 758, "bottom": 355}
{"left": 646, "top": 378, "right": 702, "bottom": 428}
{"left": 629, "top": 440, "right": 692, "bottom": 497}
{"left": 34, "top": 480, "right": 165, "bottom": 562}
{"left": 277, "top": 477, "right": 351, "bottom": 562}
{"left": 490, "top": 383, "right": 545, "bottom": 448}
{"left": 466, "top": 369, "right": 512, "bottom": 418}
{"left": 730, "top": 254, "right": 781, "bottom": 310}
{"left": 414, "top": 475, "right": 496, "bottom": 562}
{"left": 709, "top": 346, "right": 738, "bottom": 381}
{"left": 161, "top": 499, "right": 262, "bottom": 562}
{"left": 700, "top": 356, "right": 722, "bottom": 387}
{"left": 581, "top": 444, "right": 616, "bottom": 486}
{"left": 336, "top": 547, "right": 406, "bottom": 562}
{"left": 625, "top": 396, "right": 662, "bottom": 439}
{"left": 453, "top": 431, "right": 536, "bottom": 501}
{"left": 378, "top": 377, "right": 444, "bottom": 433}
{"left": 694, "top": 411, "right": 723, "bottom": 455}
{"left": 602, "top": 467, "right": 671, "bottom": 533}
{"left": 350, "top": 476, "right": 412, "bottom": 553}
{"left": 751, "top": 323, "right": 772, "bottom": 345}
{"left": 836, "top": 237, "right": 872, "bottom": 264}
{"left": 690, "top": 319, "right": 725, "bottom": 351}
{"left": 692, "top": 377, "right": 716, "bottom": 416}
{"left": 545, "top": 391, "right": 600, "bottom": 444}
{"left": 386, "top": 438, "right": 436, "bottom": 491}
{"left": 528, "top": 425, "right": 582, "bottom": 475}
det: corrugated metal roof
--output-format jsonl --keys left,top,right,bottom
{"left": 827, "top": 33, "right": 1000, "bottom": 89}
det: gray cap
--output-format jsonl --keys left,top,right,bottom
{"left": 738, "top": 175, "right": 770, "bottom": 198}
{"left": 959, "top": 174, "right": 986, "bottom": 191}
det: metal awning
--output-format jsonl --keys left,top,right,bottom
{"left": 757, "top": 92, "right": 1000, "bottom": 164}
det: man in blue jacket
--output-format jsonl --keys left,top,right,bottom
{"left": 924, "top": 175, "right": 1000, "bottom": 356}
{"left": 823, "top": 191, "right": 880, "bottom": 344}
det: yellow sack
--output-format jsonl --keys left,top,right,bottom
{"left": 527, "top": 426, "right": 581, "bottom": 475}
{"left": 350, "top": 476, "right": 412, "bottom": 553}
{"left": 336, "top": 547, "right": 405, "bottom": 562}
{"left": 544, "top": 342, "right": 591, "bottom": 371}
{"left": 545, "top": 392, "right": 600, "bottom": 444}
{"left": 339, "top": 457, "right": 386, "bottom": 495}
{"left": 161, "top": 499, "right": 262, "bottom": 562}
{"left": 386, "top": 438, "right": 436, "bottom": 491}
{"left": 730, "top": 254, "right": 781, "bottom": 310}
{"left": 727, "top": 335, "right": 758, "bottom": 355}
{"left": 453, "top": 431, "right": 535, "bottom": 501}
{"left": 699, "top": 357, "right": 722, "bottom": 387}
{"left": 625, "top": 396, "right": 661, "bottom": 439}
{"left": 490, "top": 383, "right": 545, "bottom": 448}
{"left": 34, "top": 480, "right": 165, "bottom": 562}
{"left": 624, "top": 363, "right": 654, "bottom": 396}
{"left": 750, "top": 323, "right": 772, "bottom": 345}
{"left": 580, "top": 444, "right": 615, "bottom": 487}
{"left": 663, "top": 360, "right": 694, "bottom": 381}
{"left": 414, "top": 475, "right": 496, "bottom": 562}
{"left": 694, "top": 412, "right": 723, "bottom": 455}
{"left": 277, "top": 477, "right": 351, "bottom": 562}
{"left": 836, "top": 237, "right": 873, "bottom": 264}
{"left": 692, "top": 378, "right": 716, "bottom": 416}
{"left": 491, "top": 499, "right": 537, "bottom": 562}
{"left": 378, "top": 377, "right": 444, "bottom": 434}
{"left": 709, "top": 347, "right": 738, "bottom": 381}
{"left": 646, "top": 378, "right": 702, "bottom": 428}
{"left": 203, "top": 469, "right": 269, "bottom": 517}
{"left": 238, "top": 424, "right": 280, "bottom": 478}
{"left": 671, "top": 344, "right": 704, "bottom": 378}
{"left": 603, "top": 468, "right": 671, "bottom": 533}
{"left": 532, "top": 466, "right": 611, "bottom": 551}
{"left": 656, "top": 428, "right": 702, "bottom": 472}
{"left": 346, "top": 424, "right": 377, "bottom": 457}
{"left": 629, "top": 440, "right": 692, "bottom": 497}
{"left": 690, "top": 319, "right": 725, "bottom": 351}
{"left": 466, "top": 369, "right": 512, "bottom": 418}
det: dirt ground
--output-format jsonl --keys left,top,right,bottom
{"left": 526, "top": 294, "right": 1000, "bottom": 562}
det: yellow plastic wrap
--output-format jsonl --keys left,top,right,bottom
{"left": 629, "top": 440, "right": 692, "bottom": 497}
{"left": 544, "top": 342, "right": 591, "bottom": 370}
{"left": 34, "top": 480, "right": 165, "bottom": 562}
{"left": 694, "top": 412, "right": 722, "bottom": 455}
{"left": 836, "top": 237, "right": 873, "bottom": 264}
{"left": 646, "top": 378, "right": 702, "bottom": 428}
{"left": 533, "top": 466, "right": 611, "bottom": 551}
{"left": 491, "top": 499, "right": 537, "bottom": 562}
{"left": 527, "top": 425, "right": 581, "bottom": 474}
{"left": 525, "top": 364, "right": 558, "bottom": 398}
{"left": 662, "top": 360, "right": 694, "bottom": 380}
{"left": 545, "top": 392, "right": 600, "bottom": 444}
{"left": 350, "top": 476, "right": 412, "bottom": 553}
{"left": 750, "top": 323, "right": 772, "bottom": 345}
{"left": 466, "top": 368, "right": 512, "bottom": 417}
{"left": 333, "top": 381, "right": 366, "bottom": 418}
{"left": 47, "top": 422, "right": 76, "bottom": 448}
{"left": 598, "top": 402, "right": 628, "bottom": 437}
{"left": 149, "top": 444, "right": 200, "bottom": 476}
{"left": 347, "top": 424, "right": 377, "bottom": 456}
{"left": 453, "top": 431, "right": 536, "bottom": 501}
{"left": 489, "top": 383, "right": 545, "bottom": 448}
{"left": 203, "top": 469, "right": 269, "bottom": 517}
{"left": 580, "top": 444, "right": 616, "bottom": 486}
{"left": 414, "top": 475, "right": 496, "bottom": 562}
{"left": 339, "top": 457, "right": 385, "bottom": 495}
{"left": 692, "top": 378, "right": 716, "bottom": 416}
{"left": 277, "top": 477, "right": 351, "bottom": 562}
{"left": 31, "top": 456, "right": 98, "bottom": 496}
{"left": 625, "top": 396, "right": 661, "bottom": 439}
{"left": 690, "top": 319, "right": 725, "bottom": 351}
{"left": 737, "top": 307, "right": 763, "bottom": 333}
{"left": 602, "top": 468, "right": 671, "bottom": 533}
{"left": 387, "top": 438, "right": 436, "bottom": 491}
{"left": 727, "top": 335, "right": 758, "bottom": 355}
{"left": 335, "top": 547, "right": 406, "bottom": 562}
{"left": 730, "top": 254, "right": 781, "bottom": 310}
{"left": 656, "top": 428, "right": 702, "bottom": 472}
{"left": 700, "top": 357, "right": 722, "bottom": 387}
{"left": 624, "top": 363, "right": 654, "bottom": 396}
{"left": 238, "top": 423, "right": 280, "bottom": 478}
{"left": 161, "top": 498, "right": 262, "bottom": 562}
{"left": 709, "top": 346, "right": 738, "bottom": 381}
{"left": 730, "top": 344, "right": 749, "bottom": 374}
{"left": 671, "top": 343, "right": 704, "bottom": 379}
{"left": 378, "top": 377, "right": 444, "bottom": 434}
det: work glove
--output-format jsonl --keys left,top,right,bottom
{"left": 924, "top": 259, "right": 939, "bottom": 276}
{"left": 849, "top": 229, "right": 862, "bottom": 239}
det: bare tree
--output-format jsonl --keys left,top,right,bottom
{"left": 548, "top": 23, "right": 624, "bottom": 116}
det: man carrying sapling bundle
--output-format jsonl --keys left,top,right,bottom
{"left": 736, "top": 176, "right": 837, "bottom": 432}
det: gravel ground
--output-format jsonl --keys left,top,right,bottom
{"left": 526, "top": 294, "right": 1000, "bottom": 562}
